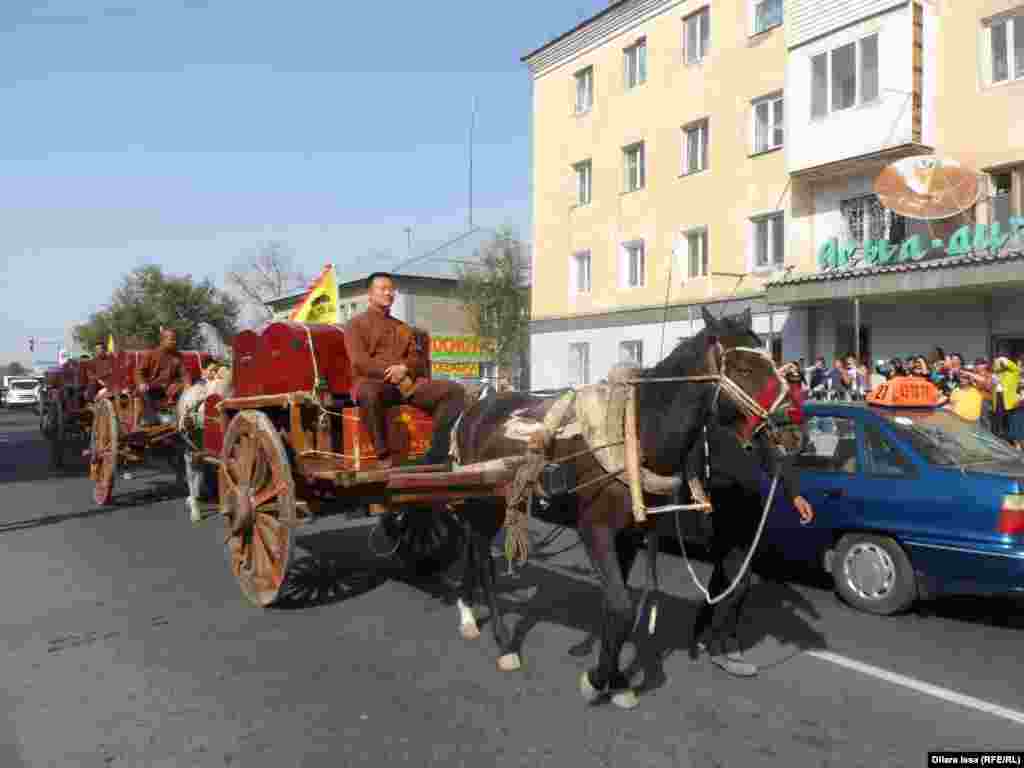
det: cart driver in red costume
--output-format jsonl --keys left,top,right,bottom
{"left": 345, "top": 272, "right": 465, "bottom": 470}
{"left": 135, "top": 328, "right": 192, "bottom": 427}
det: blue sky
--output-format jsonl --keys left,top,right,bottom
{"left": 0, "top": 0, "right": 607, "bottom": 364}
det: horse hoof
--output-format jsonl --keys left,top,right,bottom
{"left": 579, "top": 671, "right": 602, "bottom": 704}
{"left": 497, "top": 653, "right": 521, "bottom": 672}
{"left": 460, "top": 622, "right": 481, "bottom": 641}
{"left": 611, "top": 689, "right": 639, "bottom": 710}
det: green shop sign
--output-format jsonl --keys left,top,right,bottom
{"left": 818, "top": 217, "right": 1024, "bottom": 271}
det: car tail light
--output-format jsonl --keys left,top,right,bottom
{"left": 998, "top": 495, "right": 1024, "bottom": 535}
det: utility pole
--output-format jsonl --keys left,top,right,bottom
{"left": 469, "top": 96, "right": 476, "bottom": 231}
{"left": 404, "top": 227, "right": 413, "bottom": 261}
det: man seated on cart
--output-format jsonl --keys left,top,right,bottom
{"left": 135, "top": 328, "right": 192, "bottom": 427}
{"left": 344, "top": 272, "right": 465, "bottom": 470}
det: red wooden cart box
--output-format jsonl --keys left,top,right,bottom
{"left": 341, "top": 405, "right": 433, "bottom": 469}
{"left": 233, "top": 322, "right": 352, "bottom": 398}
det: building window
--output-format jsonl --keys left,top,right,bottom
{"left": 683, "top": 7, "right": 710, "bottom": 65}
{"left": 841, "top": 194, "right": 886, "bottom": 250}
{"left": 622, "top": 240, "right": 645, "bottom": 287}
{"left": 569, "top": 342, "right": 590, "bottom": 387}
{"left": 811, "top": 33, "right": 878, "bottom": 118}
{"left": 571, "top": 250, "right": 591, "bottom": 294}
{"left": 682, "top": 119, "right": 709, "bottom": 175}
{"left": 623, "top": 142, "right": 645, "bottom": 192}
{"left": 350, "top": 302, "right": 359, "bottom": 317}
{"left": 990, "top": 172, "right": 1013, "bottom": 228}
{"left": 575, "top": 66, "right": 594, "bottom": 113}
{"left": 686, "top": 228, "right": 708, "bottom": 279}
{"left": 752, "top": 212, "right": 784, "bottom": 269}
{"left": 620, "top": 340, "right": 644, "bottom": 366}
{"left": 989, "top": 14, "right": 1024, "bottom": 83}
{"left": 624, "top": 38, "right": 647, "bottom": 89}
{"left": 752, "top": 93, "right": 783, "bottom": 152}
{"left": 573, "top": 160, "right": 592, "bottom": 206}
{"left": 752, "top": 0, "right": 782, "bottom": 35}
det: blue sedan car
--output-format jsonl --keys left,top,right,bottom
{"left": 757, "top": 399, "right": 1024, "bottom": 615}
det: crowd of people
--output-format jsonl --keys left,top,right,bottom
{"left": 780, "top": 347, "right": 1024, "bottom": 450}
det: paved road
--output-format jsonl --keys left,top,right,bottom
{"left": 1, "top": 407, "right": 1022, "bottom": 766}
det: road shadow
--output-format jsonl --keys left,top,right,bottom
{"left": 275, "top": 526, "right": 408, "bottom": 611}
{"left": 449, "top": 554, "right": 828, "bottom": 698}
{"left": 916, "top": 594, "right": 1024, "bottom": 630}
{"left": 0, "top": 478, "right": 187, "bottom": 534}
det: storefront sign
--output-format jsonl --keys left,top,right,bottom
{"left": 432, "top": 361, "right": 481, "bottom": 379}
{"left": 430, "top": 335, "right": 496, "bottom": 362}
{"left": 817, "top": 217, "right": 1024, "bottom": 271}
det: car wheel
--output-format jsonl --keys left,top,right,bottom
{"left": 832, "top": 533, "right": 917, "bottom": 615}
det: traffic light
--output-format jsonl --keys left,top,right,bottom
{"left": 28, "top": 337, "right": 34, "bottom": 353}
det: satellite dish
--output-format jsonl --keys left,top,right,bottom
{"left": 873, "top": 156, "right": 981, "bottom": 221}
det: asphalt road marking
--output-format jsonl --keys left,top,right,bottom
{"left": 807, "top": 649, "right": 1024, "bottom": 726}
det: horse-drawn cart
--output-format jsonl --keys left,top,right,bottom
{"left": 191, "top": 321, "right": 522, "bottom": 606}
{"left": 86, "top": 349, "right": 212, "bottom": 506}
{"left": 40, "top": 359, "right": 98, "bottom": 469}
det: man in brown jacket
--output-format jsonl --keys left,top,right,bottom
{"left": 344, "top": 272, "right": 465, "bottom": 469}
{"left": 135, "top": 328, "right": 192, "bottom": 426}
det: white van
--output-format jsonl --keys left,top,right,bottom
{"left": 2, "top": 377, "right": 41, "bottom": 409}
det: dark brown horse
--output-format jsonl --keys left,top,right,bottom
{"left": 447, "top": 306, "right": 800, "bottom": 708}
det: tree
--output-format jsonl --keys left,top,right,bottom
{"left": 456, "top": 229, "right": 531, "bottom": 387}
{"left": 2, "top": 362, "right": 29, "bottom": 377}
{"left": 73, "top": 265, "right": 240, "bottom": 352}
{"left": 225, "top": 241, "right": 310, "bottom": 323}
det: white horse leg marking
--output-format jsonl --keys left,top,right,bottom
{"left": 457, "top": 598, "right": 480, "bottom": 640}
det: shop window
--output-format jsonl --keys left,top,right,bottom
{"left": 990, "top": 172, "right": 1013, "bottom": 229}
{"left": 841, "top": 194, "right": 887, "bottom": 251}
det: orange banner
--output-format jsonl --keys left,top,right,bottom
{"left": 431, "top": 361, "right": 480, "bottom": 379}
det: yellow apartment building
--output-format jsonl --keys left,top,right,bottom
{"left": 523, "top": 0, "right": 1024, "bottom": 389}
{"left": 523, "top": 0, "right": 795, "bottom": 388}
{"left": 766, "top": 0, "right": 1024, "bottom": 365}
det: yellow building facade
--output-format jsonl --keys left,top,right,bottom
{"left": 524, "top": 0, "right": 801, "bottom": 388}
{"left": 524, "top": 0, "right": 1024, "bottom": 389}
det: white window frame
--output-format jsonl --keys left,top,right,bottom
{"left": 985, "top": 12, "right": 1024, "bottom": 85}
{"left": 810, "top": 32, "right": 880, "bottom": 119}
{"left": 681, "top": 119, "right": 709, "bottom": 175}
{"left": 750, "top": 212, "right": 785, "bottom": 271}
{"left": 683, "top": 7, "right": 710, "bottom": 65}
{"left": 624, "top": 38, "right": 647, "bottom": 89}
{"left": 621, "top": 240, "right": 646, "bottom": 288}
{"left": 619, "top": 340, "right": 644, "bottom": 366}
{"left": 989, "top": 171, "right": 1014, "bottom": 227}
{"left": 569, "top": 342, "right": 591, "bottom": 387}
{"left": 574, "top": 66, "right": 594, "bottom": 114}
{"left": 573, "top": 160, "right": 592, "bottom": 206}
{"left": 683, "top": 227, "right": 709, "bottom": 280}
{"left": 571, "top": 250, "right": 592, "bottom": 295}
{"left": 751, "top": 92, "right": 783, "bottom": 153}
{"left": 623, "top": 142, "right": 645, "bottom": 192}
{"left": 751, "top": 0, "right": 783, "bottom": 36}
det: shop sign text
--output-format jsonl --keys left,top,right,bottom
{"left": 817, "top": 218, "right": 1024, "bottom": 271}
{"left": 430, "top": 335, "right": 496, "bottom": 362}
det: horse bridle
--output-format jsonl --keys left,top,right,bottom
{"left": 713, "top": 346, "right": 792, "bottom": 439}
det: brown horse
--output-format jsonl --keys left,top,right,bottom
{"left": 447, "top": 306, "right": 799, "bottom": 708}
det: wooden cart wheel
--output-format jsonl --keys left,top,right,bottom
{"left": 383, "top": 504, "right": 465, "bottom": 577}
{"left": 48, "top": 398, "right": 65, "bottom": 469}
{"left": 220, "top": 410, "right": 296, "bottom": 607}
{"left": 91, "top": 399, "right": 118, "bottom": 506}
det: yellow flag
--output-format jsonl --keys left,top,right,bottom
{"left": 107, "top": 334, "right": 115, "bottom": 354}
{"left": 289, "top": 264, "right": 339, "bottom": 324}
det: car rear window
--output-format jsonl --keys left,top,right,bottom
{"left": 881, "top": 409, "right": 1022, "bottom": 466}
